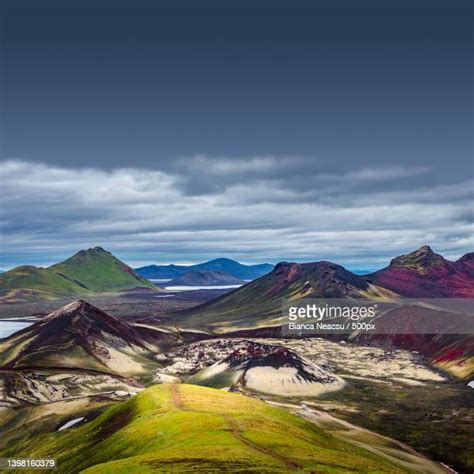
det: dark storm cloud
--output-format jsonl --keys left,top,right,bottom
{"left": 0, "top": 160, "right": 472, "bottom": 269}
{"left": 165, "top": 155, "right": 433, "bottom": 197}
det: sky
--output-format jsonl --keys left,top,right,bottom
{"left": 0, "top": 0, "right": 472, "bottom": 270}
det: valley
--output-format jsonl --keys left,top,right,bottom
{"left": 1, "top": 309, "right": 472, "bottom": 472}
{"left": 0, "top": 246, "right": 473, "bottom": 473}
{"left": 3, "top": 1, "right": 471, "bottom": 471}
{"left": 159, "top": 337, "right": 474, "bottom": 472}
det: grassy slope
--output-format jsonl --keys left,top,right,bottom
{"left": 0, "top": 398, "right": 115, "bottom": 454}
{"left": 50, "top": 248, "right": 156, "bottom": 293}
{"left": 0, "top": 266, "right": 88, "bottom": 301}
{"left": 0, "top": 248, "right": 157, "bottom": 302}
{"left": 2, "top": 384, "right": 411, "bottom": 473}
{"left": 177, "top": 278, "right": 295, "bottom": 330}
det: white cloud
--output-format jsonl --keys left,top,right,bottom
{"left": 0, "top": 159, "right": 472, "bottom": 269}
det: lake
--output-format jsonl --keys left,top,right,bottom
{"left": 0, "top": 320, "right": 33, "bottom": 339}
{"left": 164, "top": 285, "right": 242, "bottom": 291}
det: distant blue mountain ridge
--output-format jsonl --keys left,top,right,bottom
{"left": 135, "top": 258, "right": 274, "bottom": 280}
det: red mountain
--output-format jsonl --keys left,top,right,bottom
{"left": 178, "top": 261, "right": 395, "bottom": 330}
{"left": 364, "top": 246, "right": 474, "bottom": 297}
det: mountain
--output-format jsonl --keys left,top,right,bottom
{"left": 0, "top": 300, "right": 177, "bottom": 376}
{"left": 49, "top": 247, "right": 156, "bottom": 293}
{"left": 192, "top": 258, "right": 274, "bottom": 279}
{"left": 364, "top": 246, "right": 474, "bottom": 297}
{"left": 365, "top": 331, "right": 474, "bottom": 380}
{"left": 0, "top": 247, "right": 157, "bottom": 302}
{"left": 135, "top": 258, "right": 273, "bottom": 280}
{"left": 0, "top": 265, "right": 92, "bottom": 302}
{"left": 133, "top": 263, "right": 187, "bottom": 279}
{"left": 2, "top": 383, "right": 431, "bottom": 473}
{"left": 352, "top": 302, "right": 474, "bottom": 379}
{"left": 178, "top": 261, "right": 395, "bottom": 330}
{"left": 167, "top": 269, "right": 245, "bottom": 286}
{"left": 188, "top": 340, "right": 344, "bottom": 397}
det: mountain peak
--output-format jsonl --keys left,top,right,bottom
{"left": 416, "top": 245, "right": 434, "bottom": 254}
{"left": 135, "top": 258, "right": 273, "bottom": 280}
{"left": 45, "top": 299, "right": 107, "bottom": 321}
{"left": 389, "top": 245, "right": 445, "bottom": 272}
{"left": 81, "top": 246, "right": 110, "bottom": 255}
{"left": 91, "top": 246, "right": 108, "bottom": 252}
{"left": 184, "top": 259, "right": 391, "bottom": 328}
{"left": 49, "top": 247, "right": 156, "bottom": 293}
{"left": 66, "top": 247, "right": 110, "bottom": 262}
{"left": 168, "top": 269, "right": 244, "bottom": 286}
{"left": 40, "top": 299, "right": 154, "bottom": 350}
{"left": 208, "top": 258, "right": 236, "bottom": 263}
{"left": 65, "top": 299, "right": 95, "bottom": 311}
{"left": 1, "top": 300, "right": 177, "bottom": 375}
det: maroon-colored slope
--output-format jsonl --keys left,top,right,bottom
{"left": 0, "top": 300, "right": 178, "bottom": 372}
{"left": 364, "top": 246, "right": 474, "bottom": 297}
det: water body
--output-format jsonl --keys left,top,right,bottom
{"left": 0, "top": 320, "right": 33, "bottom": 338}
{"left": 164, "top": 285, "right": 242, "bottom": 291}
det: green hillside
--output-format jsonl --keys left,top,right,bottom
{"left": 3, "top": 384, "right": 414, "bottom": 473}
{"left": 0, "top": 266, "right": 89, "bottom": 302}
{"left": 50, "top": 247, "right": 155, "bottom": 292}
{"left": 0, "top": 247, "right": 156, "bottom": 302}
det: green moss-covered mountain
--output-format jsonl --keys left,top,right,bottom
{"left": 0, "top": 266, "right": 93, "bottom": 302}
{"left": 0, "top": 247, "right": 156, "bottom": 302}
{"left": 49, "top": 247, "right": 155, "bottom": 293}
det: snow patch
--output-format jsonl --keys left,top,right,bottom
{"left": 58, "top": 417, "right": 85, "bottom": 431}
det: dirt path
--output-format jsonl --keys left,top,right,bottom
{"left": 169, "top": 383, "right": 184, "bottom": 409}
{"left": 222, "top": 414, "right": 300, "bottom": 470}
{"left": 168, "top": 384, "right": 299, "bottom": 469}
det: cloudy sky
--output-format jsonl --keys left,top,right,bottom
{"left": 0, "top": 0, "right": 472, "bottom": 270}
